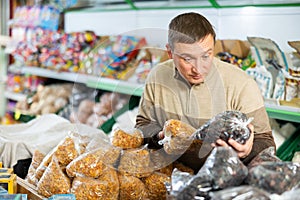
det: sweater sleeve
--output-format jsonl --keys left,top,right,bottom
{"left": 135, "top": 82, "right": 163, "bottom": 149}
{"left": 242, "top": 130, "right": 276, "bottom": 164}
{"left": 242, "top": 107, "right": 276, "bottom": 165}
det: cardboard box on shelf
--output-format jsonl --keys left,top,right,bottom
{"left": 215, "top": 39, "right": 251, "bottom": 58}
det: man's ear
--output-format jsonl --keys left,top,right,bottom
{"left": 166, "top": 44, "right": 173, "bottom": 59}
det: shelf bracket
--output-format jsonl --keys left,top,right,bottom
{"left": 124, "top": 0, "right": 138, "bottom": 10}
{"left": 208, "top": 0, "right": 221, "bottom": 8}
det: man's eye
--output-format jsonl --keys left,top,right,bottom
{"left": 183, "top": 57, "right": 192, "bottom": 62}
{"left": 202, "top": 55, "right": 209, "bottom": 60}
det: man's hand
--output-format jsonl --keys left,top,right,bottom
{"left": 157, "top": 131, "right": 164, "bottom": 140}
{"left": 214, "top": 124, "right": 254, "bottom": 158}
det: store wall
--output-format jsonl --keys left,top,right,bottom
{"left": 65, "top": 6, "right": 300, "bottom": 52}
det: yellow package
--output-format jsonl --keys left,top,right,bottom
{"left": 0, "top": 168, "right": 13, "bottom": 174}
{"left": 0, "top": 174, "right": 17, "bottom": 194}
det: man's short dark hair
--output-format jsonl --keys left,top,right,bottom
{"left": 168, "top": 12, "right": 216, "bottom": 50}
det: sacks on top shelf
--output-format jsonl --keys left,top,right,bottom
{"left": 246, "top": 36, "right": 300, "bottom": 103}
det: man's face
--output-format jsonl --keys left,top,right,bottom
{"left": 168, "top": 34, "right": 215, "bottom": 85}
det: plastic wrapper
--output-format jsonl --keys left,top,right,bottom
{"left": 149, "top": 149, "right": 175, "bottom": 176}
{"left": 247, "top": 147, "right": 281, "bottom": 169}
{"left": 270, "top": 188, "right": 300, "bottom": 200}
{"left": 34, "top": 149, "right": 54, "bottom": 182}
{"left": 173, "top": 162, "right": 194, "bottom": 175}
{"left": 246, "top": 161, "right": 300, "bottom": 194}
{"left": 158, "top": 119, "right": 197, "bottom": 155}
{"left": 71, "top": 167, "right": 119, "bottom": 200}
{"left": 209, "top": 185, "right": 271, "bottom": 200}
{"left": 118, "top": 174, "right": 148, "bottom": 200}
{"left": 143, "top": 172, "right": 171, "bottom": 200}
{"left": 198, "top": 146, "right": 248, "bottom": 189}
{"left": 54, "top": 132, "right": 86, "bottom": 166}
{"left": 111, "top": 128, "right": 144, "bottom": 149}
{"left": 118, "top": 146, "right": 153, "bottom": 178}
{"left": 168, "top": 168, "right": 212, "bottom": 200}
{"left": 37, "top": 157, "right": 71, "bottom": 198}
{"left": 25, "top": 149, "right": 45, "bottom": 186}
{"left": 66, "top": 143, "right": 120, "bottom": 178}
{"left": 194, "top": 110, "right": 253, "bottom": 144}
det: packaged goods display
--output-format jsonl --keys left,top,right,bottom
{"left": 83, "top": 35, "right": 147, "bottom": 79}
{"left": 194, "top": 110, "right": 253, "bottom": 145}
{"left": 69, "top": 92, "right": 128, "bottom": 128}
{"left": 13, "top": 5, "right": 60, "bottom": 31}
{"left": 15, "top": 84, "right": 72, "bottom": 116}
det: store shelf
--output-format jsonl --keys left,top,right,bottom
{"left": 10, "top": 65, "right": 144, "bottom": 96}
{"left": 265, "top": 103, "right": 300, "bottom": 123}
{"left": 4, "top": 91, "right": 27, "bottom": 102}
{"left": 86, "top": 76, "right": 144, "bottom": 96}
{"left": 17, "top": 66, "right": 90, "bottom": 84}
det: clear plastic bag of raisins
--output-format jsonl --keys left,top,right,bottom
{"left": 194, "top": 110, "right": 253, "bottom": 145}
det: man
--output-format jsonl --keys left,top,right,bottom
{"left": 135, "top": 12, "right": 275, "bottom": 173}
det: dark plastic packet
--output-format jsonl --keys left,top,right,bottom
{"left": 194, "top": 110, "right": 253, "bottom": 144}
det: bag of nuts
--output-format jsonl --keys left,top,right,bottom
{"left": 37, "top": 156, "right": 71, "bottom": 198}
{"left": 25, "top": 149, "right": 45, "bottom": 186}
{"left": 118, "top": 145, "right": 153, "bottom": 178}
{"left": 111, "top": 128, "right": 144, "bottom": 149}
{"left": 158, "top": 119, "right": 197, "bottom": 155}
{"left": 118, "top": 174, "right": 149, "bottom": 200}
{"left": 143, "top": 172, "right": 171, "bottom": 200}
{"left": 71, "top": 167, "right": 119, "bottom": 200}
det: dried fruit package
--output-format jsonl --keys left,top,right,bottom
{"left": 198, "top": 146, "right": 248, "bottom": 189}
{"left": 169, "top": 147, "right": 248, "bottom": 200}
{"left": 247, "top": 147, "right": 281, "bottom": 169}
{"left": 66, "top": 144, "right": 120, "bottom": 178}
{"left": 34, "top": 131, "right": 90, "bottom": 182}
{"left": 71, "top": 167, "right": 119, "bottom": 200}
{"left": 118, "top": 174, "right": 148, "bottom": 200}
{"left": 158, "top": 119, "right": 197, "bottom": 155}
{"left": 118, "top": 145, "right": 153, "bottom": 178}
{"left": 111, "top": 128, "right": 144, "bottom": 149}
{"left": 37, "top": 156, "right": 71, "bottom": 197}
{"left": 25, "top": 149, "right": 45, "bottom": 186}
{"left": 53, "top": 131, "right": 91, "bottom": 167}
{"left": 194, "top": 110, "right": 253, "bottom": 144}
{"left": 246, "top": 161, "right": 300, "bottom": 194}
{"left": 143, "top": 172, "right": 171, "bottom": 200}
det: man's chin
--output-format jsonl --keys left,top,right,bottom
{"left": 190, "top": 78, "right": 204, "bottom": 85}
